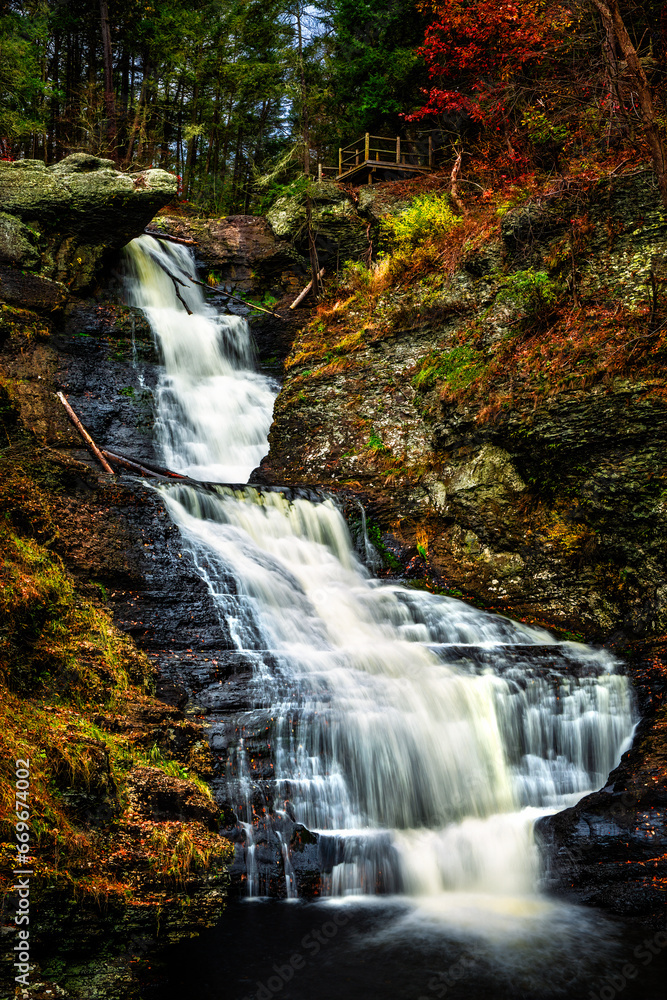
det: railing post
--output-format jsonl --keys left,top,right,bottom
{"left": 338, "top": 148, "right": 342, "bottom": 175}
{"left": 396, "top": 136, "right": 400, "bottom": 164}
{"left": 365, "top": 133, "right": 370, "bottom": 161}
{"left": 318, "top": 162, "right": 322, "bottom": 182}
{"left": 355, "top": 148, "right": 359, "bottom": 166}
{"left": 428, "top": 136, "right": 433, "bottom": 168}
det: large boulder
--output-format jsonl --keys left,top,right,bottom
{"left": 155, "top": 213, "right": 305, "bottom": 295}
{"left": 0, "top": 153, "right": 177, "bottom": 296}
{"left": 265, "top": 180, "right": 404, "bottom": 271}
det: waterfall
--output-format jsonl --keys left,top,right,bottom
{"left": 123, "top": 235, "right": 276, "bottom": 482}
{"left": 122, "top": 235, "right": 636, "bottom": 906}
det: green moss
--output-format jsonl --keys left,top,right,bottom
{"left": 413, "top": 343, "right": 487, "bottom": 391}
{"left": 364, "top": 520, "right": 402, "bottom": 571}
{"left": 0, "top": 527, "right": 152, "bottom": 698}
{"left": 367, "top": 430, "right": 390, "bottom": 454}
{"left": 144, "top": 743, "right": 214, "bottom": 801}
{"left": 496, "top": 268, "right": 560, "bottom": 326}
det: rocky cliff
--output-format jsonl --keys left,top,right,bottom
{"left": 0, "top": 156, "right": 239, "bottom": 999}
{"left": 0, "top": 153, "right": 176, "bottom": 295}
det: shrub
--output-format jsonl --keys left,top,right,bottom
{"left": 382, "top": 194, "right": 460, "bottom": 251}
{"left": 340, "top": 259, "right": 373, "bottom": 291}
{"left": 496, "top": 269, "right": 559, "bottom": 327}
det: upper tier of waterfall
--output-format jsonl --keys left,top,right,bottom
{"left": 123, "top": 234, "right": 277, "bottom": 483}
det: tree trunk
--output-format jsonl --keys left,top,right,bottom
{"left": 99, "top": 0, "right": 116, "bottom": 157}
{"left": 119, "top": 47, "right": 129, "bottom": 131}
{"left": 161, "top": 77, "right": 172, "bottom": 168}
{"left": 230, "top": 125, "right": 243, "bottom": 210}
{"left": 305, "top": 192, "right": 321, "bottom": 296}
{"left": 124, "top": 52, "right": 151, "bottom": 167}
{"left": 184, "top": 76, "right": 199, "bottom": 198}
{"left": 591, "top": 0, "right": 667, "bottom": 206}
{"left": 49, "top": 31, "right": 61, "bottom": 161}
{"left": 295, "top": 4, "right": 310, "bottom": 175}
{"left": 219, "top": 92, "right": 235, "bottom": 182}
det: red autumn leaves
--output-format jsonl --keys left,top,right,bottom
{"left": 408, "top": 0, "right": 572, "bottom": 123}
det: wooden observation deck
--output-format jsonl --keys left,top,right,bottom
{"left": 318, "top": 134, "right": 433, "bottom": 186}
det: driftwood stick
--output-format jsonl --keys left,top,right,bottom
{"left": 182, "top": 271, "right": 284, "bottom": 319}
{"left": 217, "top": 288, "right": 285, "bottom": 319}
{"left": 289, "top": 267, "right": 326, "bottom": 310}
{"left": 56, "top": 392, "right": 115, "bottom": 474}
{"left": 144, "top": 229, "right": 197, "bottom": 246}
{"left": 101, "top": 450, "right": 162, "bottom": 479}
{"left": 103, "top": 450, "right": 212, "bottom": 488}
{"left": 102, "top": 448, "right": 188, "bottom": 480}
{"left": 172, "top": 283, "right": 193, "bottom": 315}
{"left": 145, "top": 252, "right": 194, "bottom": 315}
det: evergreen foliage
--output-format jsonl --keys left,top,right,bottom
{"left": 320, "top": 0, "right": 428, "bottom": 141}
{"left": 1, "top": 1, "right": 667, "bottom": 212}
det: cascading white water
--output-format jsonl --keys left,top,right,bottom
{"left": 123, "top": 235, "right": 276, "bottom": 482}
{"left": 122, "top": 236, "right": 636, "bottom": 907}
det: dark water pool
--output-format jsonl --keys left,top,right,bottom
{"left": 138, "top": 897, "right": 667, "bottom": 1000}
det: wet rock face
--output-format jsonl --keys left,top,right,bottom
{"left": 56, "top": 299, "right": 161, "bottom": 468}
{"left": 0, "top": 295, "right": 161, "bottom": 467}
{"left": 537, "top": 686, "right": 667, "bottom": 924}
{"left": 156, "top": 214, "right": 305, "bottom": 295}
{"left": 0, "top": 153, "right": 176, "bottom": 294}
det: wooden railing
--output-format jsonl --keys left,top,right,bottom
{"left": 336, "top": 134, "right": 433, "bottom": 175}
{"left": 317, "top": 164, "right": 339, "bottom": 180}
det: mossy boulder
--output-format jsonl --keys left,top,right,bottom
{"left": 0, "top": 153, "right": 177, "bottom": 297}
{"left": 266, "top": 181, "right": 393, "bottom": 270}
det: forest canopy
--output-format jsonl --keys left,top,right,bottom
{"left": 1, "top": 0, "right": 666, "bottom": 212}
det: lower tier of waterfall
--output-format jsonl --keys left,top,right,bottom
{"left": 160, "top": 482, "right": 635, "bottom": 901}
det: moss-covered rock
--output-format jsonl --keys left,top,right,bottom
{"left": 0, "top": 211, "right": 41, "bottom": 267}
{"left": 265, "top": 181, "right": 408, "bottom": 272}
{"left": 0, "top": 154, "right": 177, "bottom": 296}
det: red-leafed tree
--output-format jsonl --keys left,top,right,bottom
{"left": 407, "top": 0, "right": 572, "bottom": 125}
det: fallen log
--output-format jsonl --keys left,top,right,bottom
{"left": 103, "top": 450, "right": 213, "bottom": 488}
{"left": 56, "top": 392, "right": 115, "bottom": 474}
{"left": 183, "top": 271, "right": 284, "bottom": 319}
{"left": 144, "top": 229, "right": 197, "bottom": 246}
{"left": 102, "top": 448, "right": 188, "bottom": 480}
{"left": 101, "top": 450, "right": 162, "bottom": 479}
{"left": 289, "top": 268, "right": 326, "bottom": 310}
